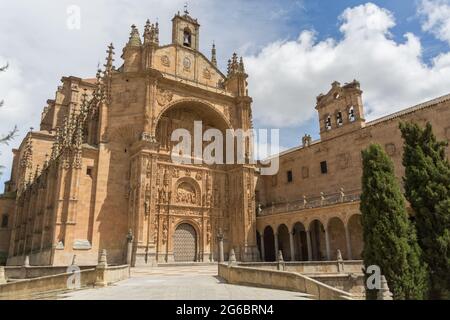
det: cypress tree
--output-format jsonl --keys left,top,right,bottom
{"left": 400, "top": 122, "right": 450, "bottom": 299}
{"left": 361, "top": 144, "right": 428, "bottom": 300}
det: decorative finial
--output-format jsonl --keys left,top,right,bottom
{"left": 211, "top": 41, "right": 217, "bottom": 67}
{"left": 184, "top": 2, "right": 189, "bottom": 15}
{"left": 104, "top": 43, "right": 115, "bottom": 75}
{"left": 127, "top": 25, "right": 142, "bottom": 47}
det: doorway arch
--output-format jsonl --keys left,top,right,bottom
{"left": 173, "top": 223, "right": 198, "bottom": 262}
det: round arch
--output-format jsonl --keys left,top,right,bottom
{"left": 173, "top": 220, "right": 201, "bottom": 262}
{"left": 327, "top": 217, "right": 347, "bottom": 260}
{"left": 153, "top": 98, "right": 233, "bottom": 137}
{"left": 308, "top": 219, "right": 326, "bottom": 261}
{"left": 263, "top": 226, "right": 276, "bottom": 262}
{"left": 347, "top": 214, "right": 363, "bottom": 260}
{"left": 277, "top": 224, "right": 291, "bottom": 261}
{"left": 292, "top": 222, "right": 308, "bottom": 261}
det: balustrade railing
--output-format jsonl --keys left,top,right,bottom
{"left": 258, "top": 189, "right": 361, "bottom": 216}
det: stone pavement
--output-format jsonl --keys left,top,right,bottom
{"left": 57, "top": 265, "right": 311, "bottom": 300}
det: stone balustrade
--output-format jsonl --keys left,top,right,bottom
{"left": 259, "top": 189, "right": 361, "bottom": 216}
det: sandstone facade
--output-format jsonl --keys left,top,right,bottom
{"left": 0, "top": 11, "right": 449, "bottom": 267}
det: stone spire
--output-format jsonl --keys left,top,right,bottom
{"left": 20, "top": 132, "right": 33, "bottom": 169}
{"left": 104, "top": 43, "right": 115, "bottom": 75}
{"left": 211, "top": 42, "right": 217, "bottom": 67}
{"left": 227, "top": 53, "right": 246, "bottom": 77}
{"left": 127, "top": 25, "right": 142, "bottom": 47}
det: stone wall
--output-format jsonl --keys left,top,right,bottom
{"left": 218, "top": 263, "right": 355, "bottom": 300}
{"left": 4, "top": 265, "right": 95, "bottom": 279}
{"left": 0, "top": 265, "right": 130, "bottom": 300}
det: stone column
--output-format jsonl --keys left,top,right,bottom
{"left": 289, "top": 231, "right": 295, "bottom": 261}
{"left": 126, "top": 230, "right": 133, "bottom": 265}
{"left": 306, "top": 230, "right": 313, "bottom": 261}
{"left": 274, "top": 232, "right": 279, "bottom": 261}
{"left": 345, "top": 225, "right": 353, "bottom": 260}
{"left": 324, "top": 226, "right": 331, "bottom": 261}
{"left": 260, "top": 234, "right": 265, "bottom": 262}
{"left": 217, "top": 232, "right": 224, "bottom": 263}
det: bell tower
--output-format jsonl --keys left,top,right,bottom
{"left": 172, "top": 6, "right": 200, "bottom": 51}
{"left": 316, "top": 80, "right": 366, "bottom": 141}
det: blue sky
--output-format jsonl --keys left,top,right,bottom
{"left": 2, "top": 0, "right": 450, "bottom": 190}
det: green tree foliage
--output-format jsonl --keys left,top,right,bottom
{"left": 361, "top": 144, "right": 428, "bottom": 300}
{"left": 400, "top": 122, "right": 450, "bottom": 299}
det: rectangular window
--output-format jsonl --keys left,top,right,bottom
{"left": 320, "top": 161, "right": 328, "bottom": 174}
{"left": 1, "top": 214, "right": 8, "bottom": 228}
{"left": 287, "top": 170, "right": 293, "bottom": 183}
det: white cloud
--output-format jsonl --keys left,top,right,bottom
{"left": 246, "top": 2, "right": 450, "bottom": 128}
{"left": 418, "top": 0, "right": 450, "bottom": 45}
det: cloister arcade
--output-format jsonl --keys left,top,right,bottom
{"left": 256, "top": 203, "right": 363, "bottom": 262}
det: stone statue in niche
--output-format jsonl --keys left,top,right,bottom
{"left": 144, "top": 198, "right": 150, "bottom": 216}
{"left": 206, "top": 221, "right": 211, "bottom": 244}
{"left": 162, "top": 220, "right": 168, "bottom": 244}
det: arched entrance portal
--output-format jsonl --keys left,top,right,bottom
{"left": 173, "top": 223, "right": 198, "bottom": 262}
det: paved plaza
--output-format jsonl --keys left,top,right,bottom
{"left": 57, "top": 265, "right": 311, "bottom": 300}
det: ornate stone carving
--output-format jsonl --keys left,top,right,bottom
{"left": 176, "top": 182, "right": 198, "bottom": 205}
{"left": 183, "top": 57, "right": 191, "bottom": 70}
{"left": 302, "top": 134, "right": 312, "bottom": 147}
{"left": 161, "top": 55, "right": 170, "bottom": 67}
{"left": 156, "top": 88, "right": 173, "bottom": 106}
{"left": 203, "top": 68, "right": 211, "bottom": 79}
{"left": 162, "top": 220, "right": 168, "bottom": 244}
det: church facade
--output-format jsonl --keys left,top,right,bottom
{"left": 0, "top": 11, "right": 258, "bottom": 266}
{"left": 0, "top": 11, "right": 449, "bottom": 267}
